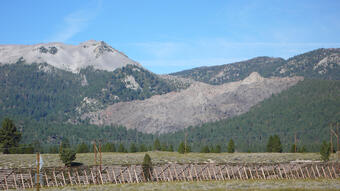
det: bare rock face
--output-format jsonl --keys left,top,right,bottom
{"left": 81, "top": 73, "right": 303, "bottom": 134}
{"left": 0, "top": 40, "right": 141, "bottom": 73}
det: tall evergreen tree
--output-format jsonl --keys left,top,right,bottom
{"left": 139, "top": 144, "right": 147, "bottom": 152}
{"left": 118, "top": 143, "right": 126, "bottom": 153}
{"left": 168, "top": 144, "right": 174, "bottom": 152}
{"left": 178, "top": 141, "right": 190, "bottom": 154}
{"left": 77, "top": 143, "right": 89, "bottom": 153}
{"left": 227, "top": 139, "right": 235, "bottom": 153}
{"left": 102, "top": 143, "right": 116, "bottom": 152}
{"left": 0, "top": 118, "right": 21, "bottom": 154}
{"left": 214, "top": 145, "right": 221, "bottom": 153}
{"left": 266, "top": 136, "right": 274, "bottom": 152}
{"left": 272, "top": 135, "right": 283, "bottom": 152}
{"left": 320, "top": 141, "right": 331, "bottom": 162}
{"left": 153, "top": 138, "right": 161, "bottom": 151}
{"left": 267, "top": 135, "right": 282, "bottom": 152}
{"left": 130, "top": 143, "right": 137, "bottom": 153}
{"left": 200, "top": 145, "right": 210, "bottom": 153}
{"left": 290, "top": 144, "right": 297, "bottom": 153}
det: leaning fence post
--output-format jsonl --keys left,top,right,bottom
{"left": 12, "top": 173, "right": 18, "bottom": 189}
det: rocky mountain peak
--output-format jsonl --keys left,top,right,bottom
{"left": 0, "top": 40, "right": 141, "bottom": 73}
{"left": 242, "top": 72, "right": 264, "bottom": 84}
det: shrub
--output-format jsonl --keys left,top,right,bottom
{"left": 142, "top": 154, "right": 153, "bottom": 181}
{"left": 59, "top": 148, "right": 76, "bottom": 166}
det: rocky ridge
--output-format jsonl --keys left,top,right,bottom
{"left": 82, "top": 72, "right": 303, "bottom": 134}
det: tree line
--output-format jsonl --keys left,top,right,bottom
{"left": 0, "top": 118, "right": 333, "bottom": 162}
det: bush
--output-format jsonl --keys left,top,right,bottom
{"left": 59, "top": 148, "right": 76, "bottom": 166}
{"left": 142, "top": 154, "right": 153, "bottom": 181}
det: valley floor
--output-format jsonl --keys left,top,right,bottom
{"left": 0, "top": 152, "right": 338, "bottom": 169}
{"left": 32, "top": 179, "right": 340, "bottom": 191}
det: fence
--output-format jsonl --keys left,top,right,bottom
{"left": 0, "top": 162, "right": 339, "bottom": 190}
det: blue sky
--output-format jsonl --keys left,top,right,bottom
{"left": 1, "top": 0, "right": 340, "bottom": 74}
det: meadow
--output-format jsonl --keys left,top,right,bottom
{"left": 0, "top": 152, "right": 337, "bottom": 169}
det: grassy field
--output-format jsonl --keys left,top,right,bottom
{"left": 0, "top": 152, "right": 338, "bottom": 169}
{"left": 31, "top": 179, "right": 340, "bottom": 191}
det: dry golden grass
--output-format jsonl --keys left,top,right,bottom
{"left": 0, "top": 152, "right": 337, "bottom": 169}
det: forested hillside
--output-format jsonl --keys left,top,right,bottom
{"left": 159, "top": 79, "right": 340, "bottom": 152}
{"left": 0, "top": 61, "right": 182, "bottom": 121}
{"left": 171, "top": 48, "right": 340, "bottom": 84}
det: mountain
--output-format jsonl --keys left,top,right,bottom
{"left": 171, "top": 48, "right": 340, "bottom": 84}
{"left": 0, "top": 41, "right": 182, "bottom": 121}
{"left": 1, "top": 43, "right": 339, "bottom": 148}
{"left": 0, "top": 40, "right": 141, "bottom": 73}
{"left": 160, "top": 79, "right": 340, "bottom": 152}
{"left": 82, "top": 73, "right": 303, "bottom": 134}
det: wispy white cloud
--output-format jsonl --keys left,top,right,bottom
{"left": 49, "top": 0, "right": 102, "bottom": 42}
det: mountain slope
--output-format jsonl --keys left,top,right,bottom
{"left": 82, "top": 73, "right": 303, "bottom": 134}
{"left": 0, "top": 40, "right": 141, "bottom": 73}
{"left": 171, "top": 48, "right": 340, "bottom": 84}
{"left": 0, "top": 41, "right": 182, "bottom": 121}
{"left": 160, "top": 79, "right": 340, "bottom": 152}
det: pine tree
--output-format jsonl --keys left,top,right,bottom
{"left": 178, "top": 142, "right": 185, "bottom": 154}
{"left": 227, "top": 139, "right": 235, "bottom": 153}
{"left": 0, "top": 118, "right": 22, "bottom": 154}
{"left": 290, "top": 144, "right": 297, "bottom": 153}
{"left": 130, "top": 143, "right": 137, "bottom": 153}
{"left": 161, "top": 143, "right": 168, "bottom": 151}
{"left": 272, "top": 135, "right": 283, "bottom": 152}
{"left": 142, "top": 154, "right": 153, "bottom": 181}
{"left": 153, "top": 138, "right": 161, "bottom": 151}
{"left": 139, "top": 144, "right": 147, "bottom": 152}
{"left": 118, "top": 143, "right": 126, "bottom": 152}
{"left": 61, "top": 138, "right": 70, "bottom": 149}
{"left": 201, "top": 145, "right": 210, "bottom": 153}
{"left": 214, "top": 145, "right": 221, "bottom": 153}
{"left": 266, "top": 136, "right": 274, "bottom": 152}
{"left": 102, "top": 143, "right": 116, "bottom": 152}
{"left": 77, "top": 143, "right": 89, "bottom": 153}
{"left": 168, "top": 144, "right": 174, "bottom": 152}
{"left": 320, "top": 141, "right": 331, "bottom": 162}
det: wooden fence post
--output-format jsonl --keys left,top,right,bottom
{"left": 134, "top": 167, "right": 139, "bottom": 183}
{"left": 219, "top": 166, "right": 225, "bottom": 181}
{"left": 128, "top": 168, "right": 133, "bottom": 183}
{"left": 90, "top": 169, "right": 95, "bottom": 184}
{"left": 154, "top": 168, "right": 159, "bottom": 182}
{"left": 261, "top": 167, "right": 266, "bottom": 179}
{"left": 20, "top": 173, "right": 25, "bottom": 189}
{"left": 321, "top": 166, "right": 327, "bottom": 178}
{"left": 13, "top": 173, "right": 18, "bottom": 189}
{"left": 45, "top": 172, "right": 49, "bottom": 187}
{"left": 29, "top": 170, "right": 34, "bottom": 188}
{"left": 112, "top": 168, "right": 117, "bottom": 184}
{"left": 243, "top": 167, "right": 249, "bottom": 179}
{"left": 4, "top": 175, "right": 8, "bottom": 190}
{"left": 194, "top": 165, "right": 199, "bottom": 181}
{"left": 315, "top": 165, "right": 321, "bottom": 178}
